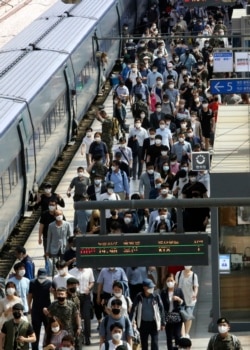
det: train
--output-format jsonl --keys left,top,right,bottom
{"left": 0, "top": 0, "right": 148, "bottom": 249}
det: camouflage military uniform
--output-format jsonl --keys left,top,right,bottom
{"left": 48, "top": 299, "right": 79, "bottom": 335}
{"left": 207, "top": 333, "right": 242, "bottom": 350}
{"left": 89, "top": 162, "right": 108, "bottom": 184}
{"left": 101, "top": 117, "right": 113, "bottom": 157}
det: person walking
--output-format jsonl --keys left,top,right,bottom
{"left": 130, "top": 279, "right": 165, "bottom": 350}
{"left": 207, "top": 317, "right": 243, "bottom": 350}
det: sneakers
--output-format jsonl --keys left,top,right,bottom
{"left": 85, "top": 337, "right": 91, "bottom": 345}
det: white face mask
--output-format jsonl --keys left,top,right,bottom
{"left": 94, "top": 179, "right": 101, "bottom": 185}
{"left": 44, "top": 188, "right": 52, "bottom": 194}
{"left": 160, "top": 214, "right": 166, "bottom": 220}
{"left": 18, "top": 270, "right": 25, "bottom": 277}
{"left": 38, "top": 278, "right": 46, "bottom": 284}
{"left": 147, "top": 288, "right": 154, "bottom": 294}
{"left": 120, "top": 144, "right": 126, "bottom": 148}
{"left": 161, "top": 151, "right": 168, "bottom": 156}
{"left": 95, "top": 137, "right": 101, "bottom": 142}
{"left": 161, "top": 189, "right": 168, "bottom": 195}
{"left": 218, "top": 325, "right": 228, "bottom": 334}
{"left": 155, "top": 139, "right": 161, "bottom": 145}
{"left": 124, "top": 218, "right": 132, "bottom": 224}
{"left": 71, "top": 247, "right": 76, "bottom": 251}
{"left": 189, "top": 177, "right": 197, "bottom": 183}
{"left": 112, "top": 332, "right": 122, "bottom": 341}
{"left": 111, "top": 166, "right": 116, "bottom": 171}
{"left": 184, "top": 266, "right": 192, "bottom": 270}
{"left": 178, "top": 138, "right": 184, "bottom": 143}
{"left": 163, "top": 166, "right": 169, "bottom": 171}
{"left": 78, "top": 172, "right": 84, "bottom": 177}
{"left": 159, "top": 124, "right": 165, "bottom": 130}
{"left": 59, "top": 268, "right": 66, "bottom": 276}
{"left": 167, "top": 281, "right": 175, "bottom": 288}
{"left": 49, "top": 205, "right": 56, "bottom": 211}
{"left": 107, "top": 188, "right": 114, "bottom": 194}
{"left": 114, "top": 292, "right": 122, "bottom": 298}
{"left": 147, "top": 169, "right": 154, "bottom": 175}
{"left": 203, "top": 103, "right": 208, "bottom": 108}
{"left": 61, "top": 347, "right": 71, "bottom": 350}
{"left": 140, "top": 113, "right": 146, "bottom": 118}
{"left": 52, "top": 326, "right": 60, "bottom": 333}
{"left": 135, "top": 123, "right": 141, "bottom": 128}
{"left": 56, "top": 215, "right": 63, "bottom": 221}
{"left": 169, "top": 84, "right": 174, "bottom": 89}
{"left": 6, "top": 288, "right": 15, "bottom": 295}
{"left": 86, "top": 132, "right": 92, "bottom": 137}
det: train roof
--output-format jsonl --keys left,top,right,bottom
{"left": 37, "top": 1, "right": 76, "bottom": 18}
{"left": 69, "top": 0, "right": 116, "bottom": 18}
{"left": 0, "top": 99, "right": 26, "bottom": 136}
{"left": 0, "top": 51, "right": 68, "bottom": 103}
{"left": 1, "top": 18, "right": 61, "bottom": 51}
{"left": 0, "top": 51, "right": 27, "bottom": 75}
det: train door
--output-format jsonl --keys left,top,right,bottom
{"left": 17, "top": 120, "right": 28, "bottom": 215}
{"left": 63, "top": 66, "right": 74, "bottom": 143}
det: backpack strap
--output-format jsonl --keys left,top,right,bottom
{"left": 104, "top": 315, "right": 109, "bottom": 338}
{"left": 105, "top": 341, "right": 109, "bottom": 350}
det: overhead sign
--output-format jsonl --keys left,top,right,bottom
{"left": 76, "top": 234, "right": 209, "bottom": 267}
{"left": 235, "top": 52, "right": 250, "bottom": 72}
{"left": 210, "top": 79, "right": 250, "bottom": 94}
{"left": 192, "top": 152, "right": 210, "bottom": 171}
{"left": 213, "top": 52, "right": 233, "bottom": 73}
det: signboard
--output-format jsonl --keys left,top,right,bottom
{"left": 213, "top": 52, "right": 233, "bottom": 73}
{"left": 191, "top": 152, "right": 210, "bottom": 171}
{"left": 182, "top": 0, "right": 235, "bottom": 7}
{"left": 76, "top": 234, "right": 209, "bottom": 267}
{"left": 235, "top": 52, "right": 250, "bottom": 72}
{"left": 210, "top": 79, "right": 250, "bottom": 94}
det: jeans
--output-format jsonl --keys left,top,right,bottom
{"left": 139, "top": 320, "right": 159, "bottom": 350}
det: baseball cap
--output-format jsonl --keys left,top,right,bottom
{"left": 217, "top": 317, "right": 230, "bottom": 325}
{"left": 37, "top": 268, "right": 47, "bottom": 279}
{"left": 13, "top": 303, "right": 24, "bottom": 311}
{"left": 142, "top": 278, "right": 155, "bottom": 288}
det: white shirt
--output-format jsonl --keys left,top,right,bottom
{"left": 129, "top": 127, "right": 148, "bottom": 147}
{"left": 69, "top": 267, "right": 95, "bottom": 294}
{"left": 99, "top": 192, "right": 121, "bottom": 218}
{"left": 82, "top": 135, "right": 93, "bottom": 153}
{"left": 100, "top": 340, "right": 132, "bottom": 350}
{"left": 53, "top": 273, "right": 74, "bottom": 289}
{"left": 107, "top": 295, "right": 133, "bottom": 316}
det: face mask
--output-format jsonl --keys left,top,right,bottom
{"left": 189, "top": 82, "right": 194, "bottom": 87}
{"left": 49, "top": 205, "right": 56, "bottom": 211}
{"left": 44, "top": 188, "right": 52, "bottom": 194}
{"left": 155, "top": 139, "right": 161, "bottom": 145}
{"left": 187, "top": 132, "right": 193, "bottom": 137}
{"left": 94, "top": 179, "right": 101, "bottom": 185}
{"left": 6, "top": 288, "right": 15, "bottom": 295}
{"left": 78, "top": 172, "right": 84, "bottom": 177}
{"left": 71, "top": 247, "right": 76, "bottom": 251}
{"left": 111, "top": 166, "right": 116, "bottom": 171}
{"left": 18, "top": 270, "right": 25, "bottom": 277}
{"left": 180, "top": 124, "right": 186, "bottom": 129}
{"left": 57, "top": 297, "right": 66, "bottom": 303}
{"left": 189, "top": 177, "right": 197, "bottom": 182}
{"left": 59, "top": 268, "right": 66, "bottom": 276}
{"left": 52, "top": 326, "right": 60, "bottom": 333}
{"left": 156, "top": 82, "right": 163, "bottom": 87}
{"left": 184, "top": 266, "right": 192, "bottom": 270}
{"left": 158, "top": 54, "right": 163, "bottom": 58}
{"left": 156, "top": 108, "right": 162, "bottom": 113}
{"left": 69, "top": 287, "right": 76, "bottom": 293}
{"left": 167, "top": 281, "right": 175, "bottom": 288}
{"left": 56, "top": 215, "right": 63, "bottom": 221}
{"left": 147, "top": 169, "right": 154, "bottom": 175}
{"left": 107, "top": 188, "right": 114, "bottom": 194}
{"left": 218, "top": 325, "right": 228, "bottom": 334}
{"left": 147, "top": 288, "right": 154, "bottom": 294}
{"left": 114, "top": 292, "right": 122, "bottom": 298}
{"left": 124, "top": 218, "right": 132, "bottom": 224}
{"left": 61, "top": 347, "right": 71, "bottom": 350}
{"left": 161, "top": 189, "right": 168, "bottom": 195}
{"left": 181, "top": 167, "right": 188, "bottom": 171}
{"left": 155, "top": 183, "right": 161, "bottom": 188}
{"left": 112, "top": 332, "right": 122, "bottom": 341}
{"left": 159, "top": 124, "right": 165, "bottom": 130}
{"left": 152, "top": 69, "right": 157, "bottom": 73}
{"left": 169, "top": 84, "right": 174, "bottom": 89}
{"left": 163, "top": 165, "right": 169, "bottom": 171}
{"left": 160, "top": 214, "right": 166, "bottom": 220}
{"left": 194, "top": 97, "right": 200, "bottom": 103}
{"left": 160, "top": 229, "right": 166, "bottom": 233}
{"left": 112, "top": 308, "right": 120, "bottom": 315}
{"left": 13, "top": 311, "right": 22, "bottom": 319}
{"left": 203, "top": 104, "right": 208, "bottom": 108}
{"left": 171, "top": 161, "right": 176, "bottom": 165}
{"left": 135, "top": 123, "right": 141, "bottom": 128}
{"left": 178, "top": 138, "right": 184, "bottom": 143}
{"left": 161, "top": 151, "right": 168, "bottom": 156}
{"left": 38, "top": 278, "right": 46, "bottom": 284}
{"left": 95, "top": 137, "right": 101, "bottom": 142}
{"left": 150, "top": 135, "right": 155, "bottom": 139}
{"left": 86, "top": 132, "right": 92, "bottom": 137}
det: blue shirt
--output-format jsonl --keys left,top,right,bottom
{"left": 97, "top": 268, "right": 128, "bottom": 294}
{"left": 106, "top": 170, "right": 130, "bottom": 195}
{"left": 9, "top": 276, "right": 30, "bottom": 312}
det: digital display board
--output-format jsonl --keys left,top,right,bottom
{"left": 76, "top": 234, "right": 209, "bottom": 267}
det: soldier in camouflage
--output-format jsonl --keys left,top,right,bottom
{"left": 96, "top": 108, "right": 114, "bottom": 162}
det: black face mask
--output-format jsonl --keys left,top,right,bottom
{"left": 57, "top": 297, "right": 66, "bottom": 303}
{"left": 112, "top": 308, "right": 120, "bottom": 315}
{"left": 69, "top": 287, "right": 76, "bottom": 294}
{"left": 13, "top": 311, "right": 22, "bottom": 319}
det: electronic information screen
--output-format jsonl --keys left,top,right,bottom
{"left": 76, "top": 234, "right": 209, "bottom": 267}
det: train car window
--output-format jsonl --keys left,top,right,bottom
{"left": 9, "top": 158, "right": 18, "bottom": 189}
{"left": 0, "top": 178, "right": 3, "bottom": 207}
{"left": 2, "top": 169, "right": 11, "bottom": 203}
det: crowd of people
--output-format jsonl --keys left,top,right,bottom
{"left": 0, "top": 0, "right": 248, "bottom": 349}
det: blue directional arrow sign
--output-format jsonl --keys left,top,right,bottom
{"left": 210, "top": 79, "right": 250, "bottom": 94}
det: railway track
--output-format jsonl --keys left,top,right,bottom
{"left": 0, "top": 82, "right": 112, "bottom": 278}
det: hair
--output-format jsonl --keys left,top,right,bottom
{"left": 56, "top": 260, "right": 67, "bottom": 269}
{"left": 164, "top": 272, "right": 175, "bottom": 282}
{"left": 44, "top": 317, "right": 64, "bottom": 346}
{"left": 89, "top": 210, "right": 100, "bottom": 230}
{"left": 13, "top": 262, "right": 25, "bottom": 271}
{"left": 77, "top": 166, "right": 84, "bottom": 172}
{"left": 15, "top": 246, "right": 26, "bottom": 254}
{"left": 56, "top": 287, "right": 67, "bottom": 293}
{"left": 112, "top": 281, "right": 123, "bottom": 290}
{"left": 110, "top": 322, "right": 124, "bottom": 332}
{"left": 61, "top": 335, "right": 75, "bottom": 346}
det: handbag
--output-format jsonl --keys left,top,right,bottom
{"left": 179, "top": 307, "right": 195, "bottom": 321}
{"left": 165, "top": 312, "right": 182, "bottom": 324}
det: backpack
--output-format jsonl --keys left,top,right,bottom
{"left": 112, "top": 117, "right": 119, "bottom": 136}
{"left": 107, "top": 169, "right": 125, "bottom": 188}
{"left": 105, "top": 340, "right": 128, "bottom": 350}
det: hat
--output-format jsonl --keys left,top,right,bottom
{"left": 44, "top": 182, "right": 52, "bottom": 188}
{"left": 37, "top": 268, "right": 47, "bottom": 279}
{"left": 13, "top": 303, "right": 24, "bottom": 311}
{"left": 142, "top": 278, "right": 155, "bottom": 288}
{"left": 178, "top": 337, "right": 192, "bottom": 348}
{"left": 67, "top": 277, "right": 79, "bottom": 285}
{"left": 217, "top": 317, "right": 230, "bottom": 325}
{"left": 202, "top": 99, "right": 208, "bottom": 104}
